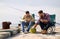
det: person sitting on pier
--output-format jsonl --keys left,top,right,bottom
{"left": 33, "top": 10, "right": 51, "bottom": 34}
{"left": 22, "top": 11, "right": 35, "bottom": 33}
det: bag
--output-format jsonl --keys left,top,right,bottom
{"left": 29, "top": 28, "right": 36, "bottom": 33}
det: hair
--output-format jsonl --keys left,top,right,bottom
{"left": 38, "top": 10, "right": 43, "bottom": 14}
{"left": 26, "top": 11, "right": 29, "bottom": 14}
{"left": 18, "top": 24, "right": 21, "bottom": 26}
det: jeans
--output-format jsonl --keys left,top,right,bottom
{"left": 39, "top": 21, "right": 53, "bottom": 31}
{"left": 22, "top": 21, "right": 35, "bottom": 32}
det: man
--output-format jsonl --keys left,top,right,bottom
{"left": 22, "top": 11, "right": 35, "bottom": 33}
{"left": 33, "top": 10, "right": 50, "bottom": 34}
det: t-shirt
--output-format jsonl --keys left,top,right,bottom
{"left": 23, "top": 15, "right": 35, "bottom": 22}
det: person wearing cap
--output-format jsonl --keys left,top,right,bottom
{"left": 21, "top": 11, "right": 35, "bottom": 33}
{"left": 33, "top": 10, "right": 51, "bottom": 34}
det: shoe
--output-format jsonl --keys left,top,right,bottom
{"left": 41, "top": 30, "right": 47, "bottom": 34}
{"left": 22, "top": 31, "right": 29, "bottom": 34}
{"left": 26, "top": 30, "right": 29, "bottom": 33}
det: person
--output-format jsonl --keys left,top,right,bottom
{"left": 16, "top": 24, "right": 21, "bottom": 28}
{"left": 22, "top": 11, "right": 35, "bottom": 33}
{"left": 33, "top": 10, "right": 51, "bottom": 34}
{"left": 17, "top": 24, "right": 21, "bottom": 33}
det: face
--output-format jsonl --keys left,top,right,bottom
{"left": 26, "top": 13, "right": 30, "bottom": 16}
{"left": 38, "top": 13, "right": 44, "bottom": 17}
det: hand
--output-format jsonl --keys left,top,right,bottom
{"left": 40, "top": 19, "right": 43, "bottom": 22}
{"left": 32, "top": 24, "right": 37, "bottom": 28}
{"left": 43, "top": 20, "right": 48, "bottom": 23}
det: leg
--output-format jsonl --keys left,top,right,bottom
{"left": 47, "top": 22, "right": 55, "bottom": 32}
{"left": 39, "top": 22, "right": 51, "bottom": 30}
{"left": 39, "top": 22, "right": 48, "bottom": 34}
{"left": 27, "top": 21, "right": 35, "bottom": 32}
{"left": 25, "top": 22, "right": 29, "bottom": 27}
{"left": 21, "top": 21, "right": 26, "bottom": 32}
{"left": 39, "top": 22, "right": 46, "bottom": 30}
{"left": 45, "top": 22, "right": 53, "bottom": 31}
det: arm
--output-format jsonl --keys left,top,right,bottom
{"left": 43, "top": 19, "right": 48, "bottom": 23}
{"left": 33, "top": 23, "right": 38, "bottom": 28}
{"left": 33, "top": 19, "right": 40, "bottom": 28}
{"left": 22, "top": 15, "right": 26, "bottom": 20}
{"left": 40, "top": 19, "right": 49, "bottom": 23}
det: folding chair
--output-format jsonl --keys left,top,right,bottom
{"left": 47, "top": 14, "right": 56, "bottom": 33}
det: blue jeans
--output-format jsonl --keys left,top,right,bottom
{"left": 22, "top": 21, "right": 35, "bottom": 32}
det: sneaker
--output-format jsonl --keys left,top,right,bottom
{"left": 25, "top": 31, "right": 29, "bottom": 34}
{"left": 22, "top": 31, "right": 29, "bottom": 34}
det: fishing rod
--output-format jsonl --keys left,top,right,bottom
{"left": 7, "top": 6, "right": 25, "bottom": 12}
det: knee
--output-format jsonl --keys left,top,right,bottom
{"left": 21, "top": 21, "right": 26, "bottom": 25}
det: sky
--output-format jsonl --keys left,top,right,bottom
{"left": 0, "top": 0, "right": 60, "bottom": 26}
{"left": 0, "top": 0, "right": 60, "bottom": 7}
